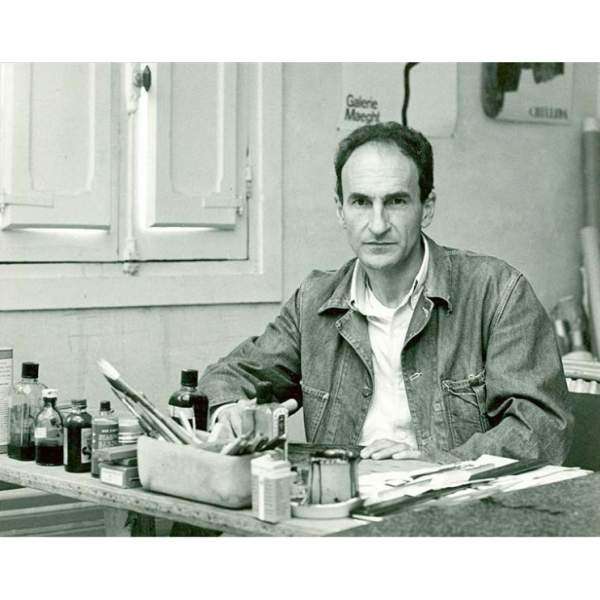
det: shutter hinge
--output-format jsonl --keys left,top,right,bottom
{"left": 237, "top": 152, "right": 253, "bottom": 216}
{"left": 123, "top": 237, "right": 140, "bottom": 275}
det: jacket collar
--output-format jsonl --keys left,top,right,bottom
{"left": 318, "top": 233, "right": 453, "bottom": 314}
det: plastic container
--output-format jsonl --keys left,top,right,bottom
{"left": 251, "top": 452, "right": 292, "bottom": 523}
{"left": 137, "top": 436, "right": 254, "bottom": 508}
{"left": 118, "top": 417, "right": 142, "bottom": 445}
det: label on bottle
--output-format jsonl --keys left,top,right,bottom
{"left": 252, "top": 472, "right": 292, "bottom": 523}
{"left": 273, "top": 409, "right": 287, "bottom": 438}
{"left": 92, "top": 422, "right": 119, "bottom": 446}
{"left": 91, "top": 421, "right": 118, "bottom": 476}
{"left": 40, "top": 426, "right": 62, "bottom": 442}
{"left": 80, "top": 428, "right": 92, "bottom": 464}
{"left": 63, "top": 430, "right": 68, "bottom": 465}
{"left": 0, "top": 348, "right": 13, "bottom": 448}
{"left": 35, "top": 427, "right": 47, "bottom": 440}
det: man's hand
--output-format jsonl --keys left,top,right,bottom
{"left": 360, "top": 438, "right": 422, "bottom": 460}
{"left": 214, "top": 399, "right": 256, "bottom": 438}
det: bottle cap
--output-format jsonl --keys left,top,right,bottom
{"left": 99, "top": 401, "right": 112, "bottom": 412}
{"left": 42, "top": 389, "right": 58, "bottom": 400}
{"left": 21, "top": 362, "right": 39, "bottom": 379}
{"left": 181, "top": 369, "right": 198, "bottom": 388}
{"left": 71, "top": 399, "right": 87, "bottom": 409}
{"left": 255, "top": 381, "right": 273, "bottom": 405}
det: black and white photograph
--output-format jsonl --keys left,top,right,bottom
{"left": 1, "top": 3, "right": 599, "bottom": 598}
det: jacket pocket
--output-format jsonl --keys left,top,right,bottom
{"left": 300, "top": 382, "right": 331, "bottom": 443}
{"left": 441, "top": 368, "right": 489, "bottom": 446}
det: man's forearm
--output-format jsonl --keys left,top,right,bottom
{"left": 198, "top": 287, "right": 304, "bottom": 410}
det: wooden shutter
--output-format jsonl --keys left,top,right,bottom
{"left": 134, "top": 62, "right": 248, "bottom": 260}
{"left": 0, "top": 63, "right": 117, "bottom": 262}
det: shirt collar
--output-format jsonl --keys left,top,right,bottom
{"left": 350, "top": 235, "right": 430, "bottom": 315}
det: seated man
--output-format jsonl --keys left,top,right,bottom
{"left": 198, "top": 121, "right": 573, "bottom": 464}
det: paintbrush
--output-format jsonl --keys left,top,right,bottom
{"left": 110, "top": 388, "right": 169, "bottom": 442}
{"left": 98, "top": 358, "right": 192, "bottom": 445}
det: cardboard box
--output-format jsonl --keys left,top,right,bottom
{"left": 0, "top": 348, "right": 14, "bottom": 453}
{"left": 100, "top": 464, "right": 141, "bottom": 488}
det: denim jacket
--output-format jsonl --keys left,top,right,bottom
{"left": 198, "top": 235, "right": 573, "bottom": 464}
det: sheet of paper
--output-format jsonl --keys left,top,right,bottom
{"left": 419, "top": 466, "right": 593, "bottom": 509}
{"left": 359, "top": 454, "right": 546, "bottom": 504}
{"left": 498, "top": 466, "right": 591, "bottom": 492}
{"left": 359, "top": 455, "right": 515, "bottom": 501}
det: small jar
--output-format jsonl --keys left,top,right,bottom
{"left": 118, "top": 417, "right": 142, "bottom": 445}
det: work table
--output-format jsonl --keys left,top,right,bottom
{"left": 1, "top": 453, "right": 597, "bottom": 536}
{"left": 0, "top": 454, "right": 433, "bottom": 536}
{"left": 335, "top": 472, "right": 600, "bottom": 536}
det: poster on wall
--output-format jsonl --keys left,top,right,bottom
{"left": 338, "top": 63, "right": 458, "bottom": 137}
{"left": 481, "top": 63, "right": 573, "bottom": 125}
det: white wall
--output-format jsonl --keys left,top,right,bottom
{"left": 282, "top": 62, "right": 599, "bottom": 308}
{"left": 1, "top": 63, "right": 597, "bottom": 426}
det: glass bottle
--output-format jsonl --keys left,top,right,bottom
{"left": 64, "top": 399, "right": 93, "bottom": 473}
{"left": 7, "top": 362, "right": 46, "bottom": 461}
{"left": 91, "top": 400, "right": 119, "bottom": 477}
{"left": 254, "top": 381, "right": 287, "bottom": 441}
{"left": 34, "top": 389, "right": 64, "bottom": 466}
{"left": 169, "top": 369, "right": 210, "bottom": 432}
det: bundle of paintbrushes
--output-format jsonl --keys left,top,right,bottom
{"left": 98, "top": 359, "right": 196, "bottom": 446}
{"left": 97, "top": 359, "right": 296, "bottom": 456}
{"left": 202, "top": 424, "right": 289, "bottom": 456}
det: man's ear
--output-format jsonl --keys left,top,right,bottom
{"left": 335, "top": 195, "right": 346, "bottom": 228}
{"left": 421, "top": 190, "right": 436, "bottom": 229}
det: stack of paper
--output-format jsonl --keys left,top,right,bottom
{"left": 358, "top": 454, "right": 591, "bottom": 512}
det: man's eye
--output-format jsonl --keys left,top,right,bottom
{"left": 388, "top": 196, "right": 407, "bottom": 205}
{"left": 353, "top": 197, "right": 368, "bottom": 206}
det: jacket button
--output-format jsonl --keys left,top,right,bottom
{"left": 362, "top": 387, "right": 371, "bottom": 397}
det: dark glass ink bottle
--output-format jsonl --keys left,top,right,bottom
{"left": 34, "top": 389, "right": 64, "bottom": 466}
{"left": 169, "top": 369, "right": 210, "bottom": 432}
{"left": 64, "top": 399, "right": 93, "bottom": 473}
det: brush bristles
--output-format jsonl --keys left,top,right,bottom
{"left": 97, "top": 358, "right": 120, "bottom": 381}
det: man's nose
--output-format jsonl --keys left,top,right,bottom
{"left": 368, "top": 204, "right": 390, "bottom": 236}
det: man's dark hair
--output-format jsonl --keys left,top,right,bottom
{"left": 334, "top": 121, "right": 434, "bottom": 202}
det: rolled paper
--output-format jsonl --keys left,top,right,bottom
{"left": 581, "top": 225, "right": 600, "bottom": 358}
{"left": 583, "top": 117, "right": 600, "bottom": 228}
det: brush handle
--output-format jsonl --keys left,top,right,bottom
{"left": 102, "top": 371, "right": 192, "bottom": 444}
{"left": 111, "top": 389, "right": 167, "bottom": 442}
{"left": 109, "top": 385, "right": 181, "bottom": 443}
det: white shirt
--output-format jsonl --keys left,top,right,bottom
{"left": 349, "top": 237, "right": 430, "bottom": 448}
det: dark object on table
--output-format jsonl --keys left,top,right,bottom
{"left": 467, "top": 459, "right": 547, "bottom": 482}
{"left": 64, "top": 399, "right": 93, "bottom": 473}
{"left": 288, "top": 442, "right": 363, "bottom": 460}
{"left": 564, "top": 392, "right": 600, "bottom": 471}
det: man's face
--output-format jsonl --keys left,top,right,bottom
{"left": 336, "top": 141, "right": 435, "bottom": 276}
